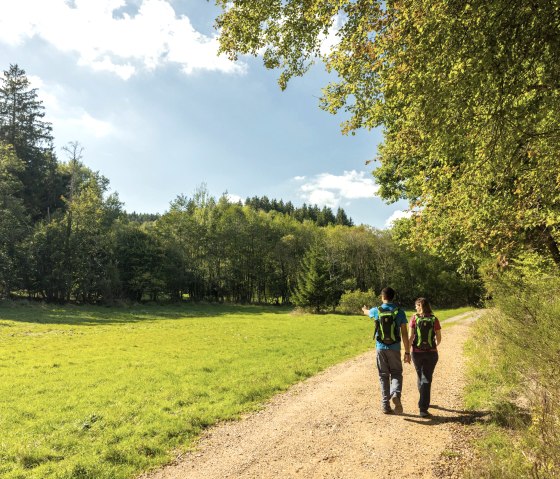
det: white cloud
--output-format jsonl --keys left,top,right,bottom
{"left": 0, "top": 0, "right": 245, "bottom": 78}
{"left": 226, "top": 193, "right": 243, "bottom": 204}
{"left": 293, "top": 175, "right": 306, "bottom": 181}
{"left": 384, "top": 210, "right": 412, "bottom": 228}
{"left": 65, "top": 113, "right": 115, "bottom": 138}
{"left": 319, "top": 14, "right": 344, "bottom": 57}
{"left": 26, "top": 75, "right": 117, "bottom": 139}
{"left": 27, "top": 75, "right": 61, "bottom": 111}
{"left": 85, "top": 57, "right": 136, "bottom": 81}
{"left": 305, "top": 189, "right": 339, "bottom": 208}
{"left": 298, "top": 170, "right": 378, "bottom": 207}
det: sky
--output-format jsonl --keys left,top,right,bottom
{"left": 0, "top": 0, "right": 409, "bottom": 228}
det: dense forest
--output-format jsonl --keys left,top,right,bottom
{"left": 0, "top": 64, "right": 478, "bottom": 308}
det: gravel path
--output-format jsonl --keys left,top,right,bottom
{"left": 139, "top": 310, "right": 484, "bottom": 479}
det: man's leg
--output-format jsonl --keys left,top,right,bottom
{"left": 387, "top": 350, "right": 403, "bottom": 398}
{"left": 376, "top": 349, "right": 392, "bottom": 413}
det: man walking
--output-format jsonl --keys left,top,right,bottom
{"left": 362, "top": 287, "right": 411, "bottom": 414}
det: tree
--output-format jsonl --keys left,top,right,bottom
{"left": 292, "top": 241, "right": 340, "bottom": 312}
{"left": 214, "top": 0, "right": 560, "bottom": 267}
{"left": 26, "top": 218, "right": 69, "bottom": 301}
{"left": 0, "top": 143, "right": 28, "bottom": 296}
{"left": 335, "top": 207, "right": 353, "bottom": 227}
{"left": 0, "top": 64, "right": 61, "bottom": 219}
{"left": 369, "top": 0, "right": 560, "bottom": 267}
{"left": 24, "top": 145, "right": 122, "bottom": 302}
{"left": 325, "top": 225, "right": 378, "bottom": 293}
{"left": 113, "top": 223, "right": 166, "bottom": 302}
{"left": 153, "top": 199, "right": 198, "bottom": 301}
{"left": 269, "top": 215, "right": 315, "bottom": 304}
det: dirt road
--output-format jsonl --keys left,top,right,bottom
{"left": 140, "top": 310, "right": 484, "bottom": 479}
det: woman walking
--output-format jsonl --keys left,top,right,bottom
{"left": 409, "top": 297, "right": 442, "bottom": 417}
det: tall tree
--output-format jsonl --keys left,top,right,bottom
{"left": 0, "top": 143, "right": 28, "bottom": 296}
{"left": 292, "top": 241, "right": 340, "bottom": 312}
{"left": 0, "top": 64, "right": 60, "bottom": 218}
{"left": 335, "top": 207, "right": 353, "bottom": 227}
{"left": 113, "top": 223, "right": 166, "bottom": 302}
{"left": 25, "top": 146, "right": 122, "bottom": 302}
{"left": 214, "top": 0, "right": 560, "bottom": 267}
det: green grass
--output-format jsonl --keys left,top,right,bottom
{"left": 462, "top": 310, "right": 534, "bottom": 478}
{"left": 0, "top": 303, "right": 470, "bottom": 479}
{"left": 462, "top": 427, "right": 530, "bottom": 479}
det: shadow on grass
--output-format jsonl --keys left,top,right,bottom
{"left": 487, "top": 400, "right": 532, "bottom": 429}
{"left": 402, "top": 401, "right": 531, "bottom": 430}
{"left": 0, "top": 302, "right": 294, "bottom": 326}
{"left": 402, "top": 404, "right": 490, "bottom": 426}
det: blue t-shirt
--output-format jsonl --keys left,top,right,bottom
{"left": 369, "top": 303, "right": 408, "bottom": 351}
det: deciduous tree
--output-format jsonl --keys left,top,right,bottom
{"left": 214, "top": 0, "right": 560, "bottom": 267}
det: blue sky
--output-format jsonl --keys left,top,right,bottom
{"left": 0, "top": 0, "right": 409, "bottom": 228}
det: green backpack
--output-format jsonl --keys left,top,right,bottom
{"left": 414, "top": 315, "right": 437, "bottom": 350}
{"left": 375, "top": 307, "right": 401, "bottom": 345}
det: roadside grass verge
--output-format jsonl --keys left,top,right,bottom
{"left": 463, "top": 272, "right": 560, "bottom": 478}
{"left": 402, "top": 306, "right": 474, "bottom": 330}
{"left": 463, "top": 312, "right": 532, "bottom": 478}
{"left": 0, "top": 303, "right": 471, "bottom": 479}
{"left": 432, "top": 307, "right": 474, "bottom": 325}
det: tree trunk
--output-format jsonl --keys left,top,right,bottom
{"left": 543, "top": 226, "right": 560, "bottom": 267}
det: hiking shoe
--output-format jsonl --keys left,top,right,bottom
{"left": 419, "top": 410, "right": 432, "bottom": 418}
{"left": 382, "top": 405, "right": 393, "bottom": 414}
{"left": 391, "top": 395, "right": 403, "bottom": 414}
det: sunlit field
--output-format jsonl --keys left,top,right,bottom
{"left": 0, "top": 303, "right": 471, "bottom": 479}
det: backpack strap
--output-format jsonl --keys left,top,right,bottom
{"left": 373, "top": 305, "right": 382, "bottom": 339}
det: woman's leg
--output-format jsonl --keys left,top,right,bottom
{"left": 412, "top": 352, "right": 439, "bottom": 412}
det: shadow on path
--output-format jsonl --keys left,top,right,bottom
{"left": 402, "top": 404, "right": 489, "bottom": 426}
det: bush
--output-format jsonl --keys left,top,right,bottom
{"left": 465, "top": 261, "right": 560, "bottom": 478}
{"left": 337, "top": 289, "right": 377, "bottom": 315}
{"left": 496, "top": 275, "right": 560, "bottom": 478}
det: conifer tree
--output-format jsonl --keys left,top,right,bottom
{"left": 292, "top": 242, "right": 339, "bottom": 312}
{"left": 336, "top": 207, "right": 353, "bottom": 227}
{"left": 0, "top": 64, "right": 60, "bottom": 218}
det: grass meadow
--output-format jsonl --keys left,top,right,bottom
{"left": 0, "top": 303, "right": 471, "bottom": 479}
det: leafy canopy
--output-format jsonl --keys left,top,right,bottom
{"left": 214, "top": 0, "right": 560, "bottom": 266}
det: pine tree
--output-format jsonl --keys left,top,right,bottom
{"left": 335, "top": 207, "right": 353, "bottom": 226}
{"left": 0, "top": 64, "right": 61, "bottom": 219}
{"left": 292, "top": 242, "right": 339, "bottom": 312}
